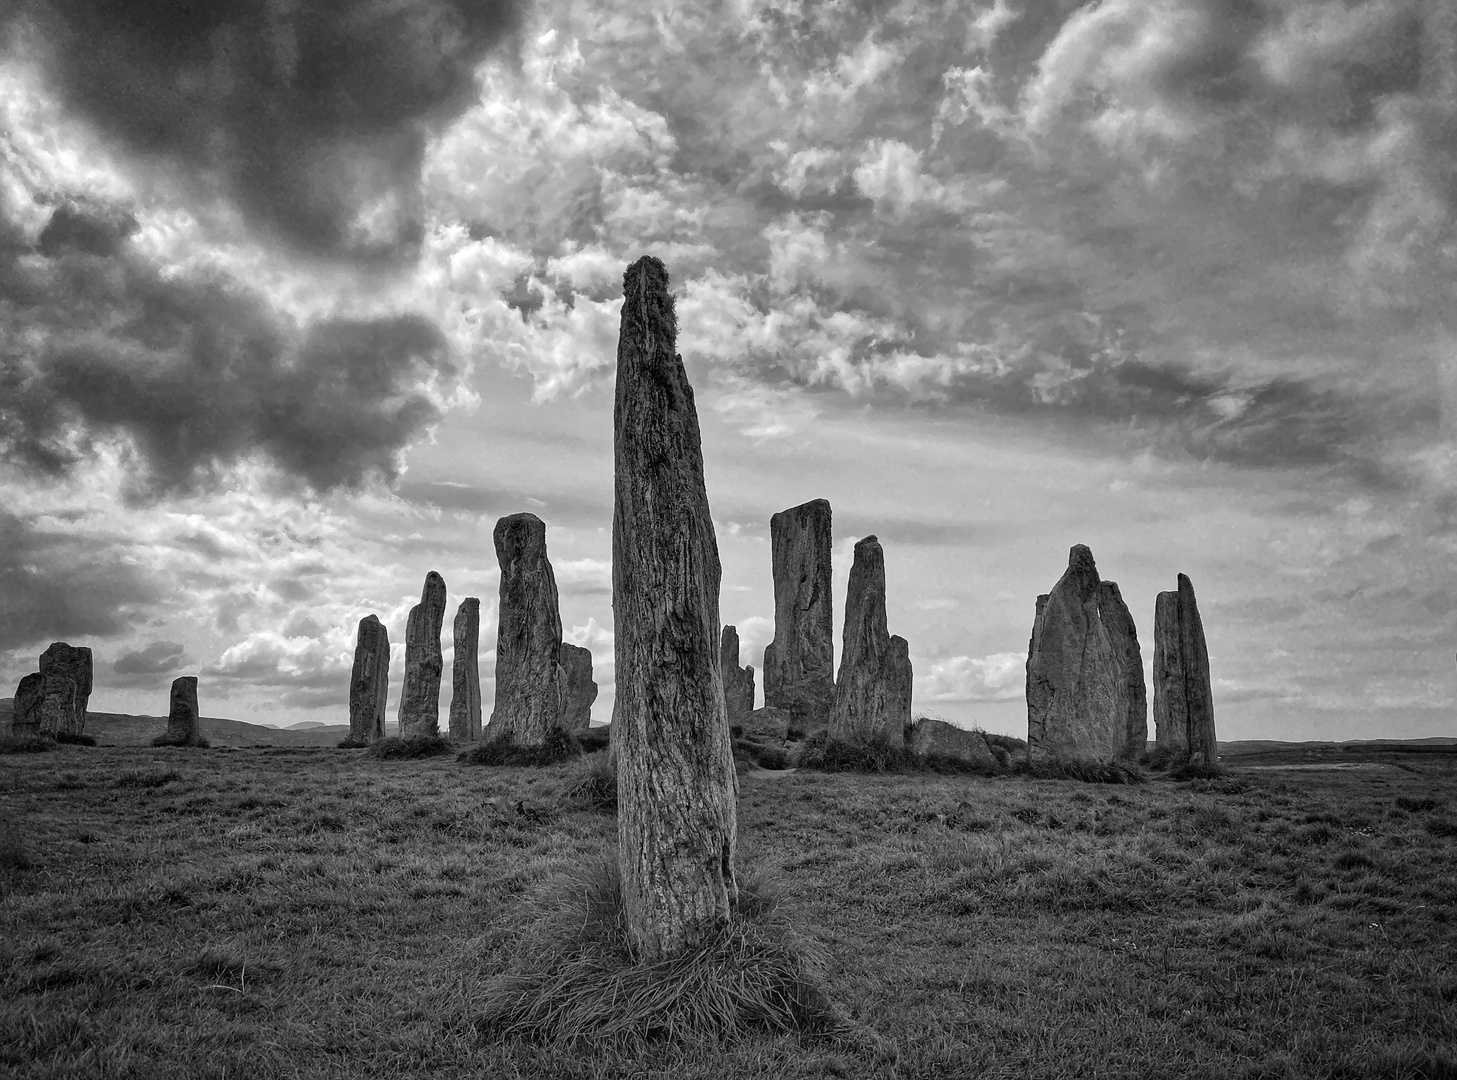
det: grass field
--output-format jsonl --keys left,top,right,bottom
{"left": 2, "top": 742, "right": 1455, "bottom": 1078}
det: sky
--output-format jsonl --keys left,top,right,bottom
{"left": 1, "top": 0, "right": 1455, "bottom": 741}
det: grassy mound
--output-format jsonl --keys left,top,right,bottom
{"left": 562, "top": 753, "right": 617, "bottom": 812}
{"left": 55, "top": 732, "right": 98, "bottom": 747}
{"left": 459, "top": 727, "right": 583, "bottom": 767}
{"left": 1015, "top": 758, "right": 1146, "bottom": 785}
{"left": 478, "top": 858, "right": 848, "bottom": 1050}
{"left": 0, "top": 734, "right": 55, "bottom": 755}
{"left": 368, "top": 735, "right": 453, "bottom": 760}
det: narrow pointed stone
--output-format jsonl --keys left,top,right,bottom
{"left": 720, "top": 625, "right": 756, "bottom": 729}
{"left": 559, "top": 642, "right": 597, "bottom": 731}
{"left": 764, "top": 498, "right": 834, "bottom": 736}
{"left": 1025, "top": 545, "right": 1127, "bottom": 765}
{"left": 449, "top": 598, "right": 483, "bottom": 741}
{"left": 831, "top": 535, "right": 911, "bottom": 744}
{"left": 398, "top": 571, "right": 447, "bottom": 738}
{"left": 348, "top": 615, "right": 390, "bottom": 744}
{"left": 488, "top": 513, "right": 565, "bottom": 746}
{"left": 1152, "top": 591, "right": 1188, "bottom": 758}
{"left": 1098, "top": 580, "right": 1148, "bottom": 759}
{"left": 613, "top": 255, "right": 737, "bottom": 961}
{"left": 1178, "top": 574, "right": 1218, "bottom": 767}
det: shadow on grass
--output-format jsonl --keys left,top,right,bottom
{"left": 151, "top": 735, "right": 212, "bottom": 749}
{"left": 459, "top": 728, "right": 583, "bottom": 767}
{"left": 478, "top": 857, "right": 853, "bottom": 1051}
{"left": 54, "top": 732, "right": 97, "bottom": 747}
{"left": 0, "top": 734, "right": 54, "bottom": 755}
{"left": 369, "top": 735, "right": 454, "bottom": 760}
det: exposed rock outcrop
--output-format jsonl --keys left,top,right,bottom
{"left": 488, "top": 513, "right": 565, "bottom": 746}
{"left": 763, "top": 498, "right": 834, "bottom": 736}
{"left": 348, "top": 615, "right": 390, "bottom": 745}
{"left": 830, "top": 535, "right": 912, "bottom": 745}
{"left": 908, "top": 717, "right": 998, "bottom": 768}
{"left": 1153, "top": 575, "right": 1218, "bottom": 766}
{"left": 38, "top": 642, "right": 92, "bottom": 737}
{"left": 398, "top": 571, "right": 447, "bottom": 739}
{"left": 735, "top": 706, "right": 790, "bottom": 744}
{"left": 1025, "top": 545, "right": 1127, "bottom": 765}
{"left": 450, "top": 598, "right": 482, "bottom": 741}
{"left": 720, "top": 625, "right": 756, "bottom": 728}
{"left": 1098, "top": 580, "right": 1149, "bottom": 759}
{"left": 559, "top": 642, "right": 596, "bottom": 731}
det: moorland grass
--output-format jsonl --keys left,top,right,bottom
{"left": 479, "top": 858, "right": 849, "bottom": 1049}
{"left": 794, "top": 730, "right": 1006, "bottom": 776}
{"left": 1, "top": 745, "right": 1455, "bottom": 1077}
{"left": 562, "top": 753, "right": 617, "bottom": 813}
{"left": 460, "top": 727, "right": 583, "bottom": 767}
{"left": 0, "top": 734, "right": 53, "bottom": 755}
{"left": 369, "top": 734, "right": 454, "bottom": 760}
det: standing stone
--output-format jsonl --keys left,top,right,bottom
{"left": 1151, "top": 591, "right": 1188, "bottom": 758}
{"left": 348, "top": 615, "right": 390, "bottom": 745}
{"left": 158, "top": 676, "right": 204, "bottom": 746}
{"left": 398, "top": 571, "right": 447, "bottom": 739}
{"left": 10, "top": 673, "right": 44, "bottom": 737}
{"left": 1025, "top": 545, "right": 1128, "bottom": 765}
{"left": 488, "top": 513, "right": 566, "bottom": 746}
{"left": 720, "top": 625, "right": 756, "bottom": 729}
{"left": 763, "top": 498, "right": 834, "bottom": 736}
{"left": 450, "top": 598, "right": 483, "bottom": 741}
{"left": 1098, "top": 580, "right": 1148, "bottom": 759}
{"left": 613, "top": 255, "right": 738, "bottom": 961}
{"left": 1178, "top": 574, "right": 1218, "bottom": 767}
{"left": 559, "top": 642, "right": 597, "bottom": 731}
{"left": 830, "top": 535, "right": 911, "bottom": 745}
{"left": 38, "top": 642, "right": 92, "bottom": 737}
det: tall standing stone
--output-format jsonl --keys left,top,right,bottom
{"left": 1152, "top": 576, "right": 1218, "bottom": 765}
{"left": 720, "top": 625, "right": 756, "bottom": 729}
{"left": 1098, "top": 580, "right": 1148, "bottom": 759}
{"left": 831, "top": 535, "right": 912, "bottom": 744}
{"left": 450, "top": 598, "right": 482, "bottom": 741}
{"left": 763, "top": 498, "right": 834, "bottom": 736}
{"left": 157, "top": 676, "right": 204, "bottom": 746}
{"left": 613, "top": 255, "right": 738, "bottom": 961}
{"left": 38, "top": 643, "right": 92, "bottom": 737}
{"left": 398, "top": 571, "right": 447, "bottom": 739}
{"left": 10, "top": 673, "right": 44, "bottom": 737}
{"left": 348, "top": 614, "right": 390, "bottom": 745}
{"left": 488, "top": 513, "right": 566, "bottom": 746}
{"left": 1151, "top": 591, "right": 1188, "bottom": 758}
{"left": 559, "top": 642, "right": 597, "bottom": 731}
{"left": 1025, "top": 545, "right": 1127, "bottom": 765}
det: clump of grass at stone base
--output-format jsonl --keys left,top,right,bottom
{"left": 478, "top": 857, "right": 852, "bottom": 1051}
{"left": 151, "top": 734, "right": 212, "bottom": 749}
{"left": 1014, "top": 758, "right": 1146, "bottom": 784}
{"left": 793, "top": 729, "right": 1006, "bottom": 776}
{"left": 561, "top": 752, "right": 617, "bottom": 812}
{"left": 460, "top": 727, "right": 582, "bottom": 767}
{"left": 369, "top": 735, "right": 453, "bottom": 760}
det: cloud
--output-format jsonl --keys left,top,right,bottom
{"left": 918, "top": 651, "right": 1027, "bottom": 703}
{"left": 7, "top": 0, "right": 524, "bottom": 261}
{"left": 1, "top": 200, "right": 456, "bottom": 496}
{"left": 111, "top": 640, "right": 190, "bottom": 687}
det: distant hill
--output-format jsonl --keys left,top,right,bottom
{"left": 0, "top": 698, "right": 363, "bottom": 747}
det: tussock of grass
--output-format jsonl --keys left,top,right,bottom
{"left": 982, "top": 731, "right": 1028, "bottom": 756}
{"left": 1140, "top": 746, "right": 1177, "bottom": 771}
{"left": 0, "top": 734, "right": 54, "bottom": 754}
{"left": 0, "top": 817, "right": 32, "bottom": 870}
{"left": 114, "top": 768, "right": 182, "bottom": 789}
{"left": 575, "top": 726, "right": 611, "bottom": 753}
{"left": 336, "top": 737, "right": 371, "bottom": 749}
{"left": 562, "top": 753, "right": 617, "bottom": 812}
{"left": 478, "top": 858, "right": 847, "bottom": 1050}
{"left": 1169, "top": 759, "right": 1224, "bottom": 781}
{"left": 54, "top": 732, "right": 97, "bottom": 747}
{"left": 369, "top": 735, "right": 453, "bottom": 760}
{"left": 459, "top": 727, "right": 582, "bottom": 767}
{"left": 734, "top": 739, "right": 790, "bottom": 771}
{"left": 1016, "top": 759, "right": 1147, "bottom": 785}
{"left": 1395, "top": 795, "right": 1441, "bottom": 812}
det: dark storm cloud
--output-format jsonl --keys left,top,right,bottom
{"left": 0, "top": 510, "right": 162, "bottom": 654}
{"left": 1, "top": 201, "right": 455, "bottom": 496}
{"left": 7, "top": 0, "right": 524, "bottom": 261}
{"left": 113, "top": 640, "right": 190, "bottom": 677}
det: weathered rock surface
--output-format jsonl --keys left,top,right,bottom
{"left": 11, "top": 673, "right": 44, "bottom": 736}
{"left": 398, "top": 571, "right": 447, "bottom": 739}
{"left": 158, "top": 676, "right": 204, "bottom": 746}
{"left": 1098, "top": 580, "right": 1148, "bottom": 759}
{"left": 1025, "top": 545, "right": 1127, "bottom": 765}
{"left": 735, "top": 706, "right": 790, "bottom": 744}
{"left": 613, "top": 255, "right": 738, "bottom": 961}
{"left": 450, "top": 598, "right": 482, "bottom": 741}
{"left": 488, "top": 513, "right": 566, "bottom": 746}
{"left": 764, "top": 498, "right": 834, "bottom": 736}
{"left": 1179, "top": 574, "right": 1217, "bottom": 765}
{"left": 1151, "top": 591, "right": 1188, "bottom": 758}
{"left": 908, "top": 717, "right": 998, "bottom": 768}
{"left": 720, "top": 625, "right": 756, "bottom": 728}
{"left": 559, "top": 642, "right": 597, "bottom": 731}
{"left": 830, "top": 535, "right": 911, "bottom": 744}
{"left": 348, "top": 615, "right": 390, "bottom": 744}
{"left": 38, "top": 642, "right": 92, "bottom": 737}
